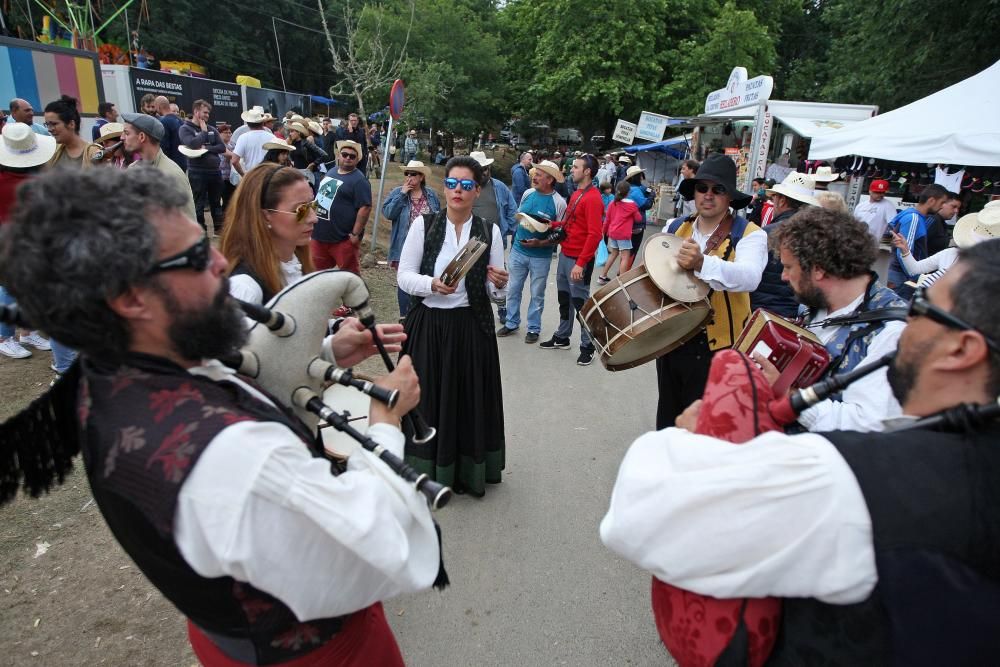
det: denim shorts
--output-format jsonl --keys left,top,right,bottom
{"left": 609, "top": 237, "right": 632, "bottom": 250}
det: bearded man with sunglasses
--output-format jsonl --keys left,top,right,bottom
{"left": 602, "top": 239, "right": 1000, "bottom": 665}
{"left": 656, "top": 154, "right": 768, "bottom": 428}
{"left": 311, "top": 139, "right": 372, "bottom": 275}
{"left": 0, "top": 167, "right": 441, "bottom": 666}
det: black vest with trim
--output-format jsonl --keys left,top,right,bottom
{"left": 412, "top": 210, "right": 495, "bottom": 336}
{"left": 230, "top": 262, "right": 276, "bottom": 305}
{"left": 749, "top": 209, "right": 799, "bottom": 318}
{"left": 768, "top": 423, "right": 1000, "bottom": 666}
{"left": 77, "top": 354, "right": 348, "bottom": 665}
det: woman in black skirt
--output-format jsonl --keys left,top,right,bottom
{"left": 396, "top": 156, "right": 509, "bottom": 496}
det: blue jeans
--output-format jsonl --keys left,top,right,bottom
{"left": 51, "top": 339, "right": 77, "bottom": 373}
{"left": 397, "top": 287, "right": 411, "bottom": 319}
{"left": 553, "top": 252, "right": 594, "bottom": 350}
{"left": 0, "top": 285, "right": 13, "bottom": 338}
{"left": 505, "top": 250, "right": 551, "bottom": 333}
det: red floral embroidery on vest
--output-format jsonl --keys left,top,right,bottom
{"left": 149, "top": 383, "right": 204, "bottom": 422}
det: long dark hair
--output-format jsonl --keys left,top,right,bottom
{"left": 614, "top": 180, "right": 631, "bottom": 202}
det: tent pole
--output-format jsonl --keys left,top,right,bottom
{"left": 370, "top": 115, "right": 394, "bottom": 255}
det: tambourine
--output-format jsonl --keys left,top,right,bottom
{"left": 440, "top": 238, "right": 487, "bottom": 287}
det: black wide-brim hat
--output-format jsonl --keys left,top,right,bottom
{"left": 678, "top": 153, "right": 753, "bottom": 210}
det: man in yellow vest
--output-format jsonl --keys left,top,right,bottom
{"left": 659, "top": 154, "right": 768, "bottom": 428}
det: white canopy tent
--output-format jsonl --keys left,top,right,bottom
{"left": 809, "top": 60, "right": 1000, "bottom": 166}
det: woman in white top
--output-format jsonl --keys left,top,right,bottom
{"left": 397, "top": 156, "right": 509, "bottom": 496}
{"left": 891, "top": 200, "right": 1000, "bottom": 287}
{"left": 221, "top": 163, "right": 317, "bottom": 304}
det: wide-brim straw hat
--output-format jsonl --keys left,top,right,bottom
{"left": 179, "top": 145, "right": 208, "bottom": 158}
{"left": 617, "top": 155, "right": 632, "bottom": 164}
{"left": 401, "top": 160, "right": 431, "bottom": 178}
{"left": 262, "top": 137, "right": 294, "bottom": 151}
{"left": 99, "top": 122, "right": 123, "bottom": 142}
{"left": 241, "top": 106, "right": 266, "bottom": 123}
{"left": 953, "top": 200, "right": 1000, "bottom": 249}
{"left": 337, "top": 140, "right": 363, "bottom": 155}
{"left": 287, "top": 122, "right": 311, "bottom": 136}
{"left": 533, "top": 159, "right": 564, "bottom": 183}
{"left": 469, "top": 151, "right": 495, "bottom": 167}
{"left": 766, "top": 171, "right": 820, "bottom": 207}
{"left": 308, "top": 120, "right": 324, "bottom": 136}
{"left": 0, "top": 122, "right": 56, "bottom": 168}
{"left": 811, "top": 166, "right": 839, "bottom": 182}
{"left": 517, "top": 211, "right": 552, "bottom": 233}
{"left": 677, "top": 153, "right": 753, "bottom": 210}
{"left": 625, "top": 165, "right": 645, "bottom": 180}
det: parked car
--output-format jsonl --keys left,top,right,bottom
{"left": 557, "top": 127, "right": 583, "bottom": 144}
{"left": 590, "top": 134, "right": 607, "bottom": 150}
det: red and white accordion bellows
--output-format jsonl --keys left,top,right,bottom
{"left": 733, "top": 309, "right": 831, "bottom": 396}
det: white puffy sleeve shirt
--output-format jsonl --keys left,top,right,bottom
{"left": 173, "top": 362, "right": 440, "bottom": 621}
{"left": 600, "top": 428, "right": 877, "bottom": 604}
{"left": 690, "top": 221, "right": 767, "bottom": 293}
{"left": 396, "top": 214, "right": 508, "bottom": 308}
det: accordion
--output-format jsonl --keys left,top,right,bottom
{"left": 733, "top": 309, "right": 831, "bottom": 396}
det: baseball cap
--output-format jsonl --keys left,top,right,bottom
{"left": 121, "top": 112, "right": 165, "bottom": 141}
{"left": 869, "top": 179, "right": 889, "bottom": 194}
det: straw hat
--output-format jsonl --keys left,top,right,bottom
{"left": 532, "top": 159, "right": 564, "bottom": 183}
{"left": 336, "top": 140, "right": 363, "bottom": 155}
{"left": 287, "top": 122, "right": 311, "bottom": 137}
{"left": 517, "top": 211, "right": 552, "bottom": 233}
{"left": 241, "top": 106, "right": 266, "bottom": 123}
{"left": 0, "top": 122, "right": 56, "bottom": 168}
{"left": 178, "top": 145, "right": 208, "bottom": 158}
{"left": 401, "top": 160, "right": 431, "bottom": 178}
{"left": 953, "top": 201, "right": 1000, "bottom": 249}
{"left": 766, "top": 171, "right": 820, "bottom": 207}
{"left": 625, "top": 165, "right": 645, "bottom": 180}
{"left": 261, "top": 113, "right": 275, "bottom": 123}
{"left": 262, "top": 137, "right": 294, "bottom": 152}
{"left": 308, "top": 120, "right": 324, "bottom": 136}
{"left": 98, "top": 122, "right": 124, "bottom": 142}
{"left": 811, "top": 166, "right": 839, "bottom": 182}
{"left": 469, "top": 151, "right": 495, "bottom": 167}
{"left": 617, "top": 155, "right": 632, "bottom": 164}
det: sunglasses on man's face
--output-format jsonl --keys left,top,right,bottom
{"left": 265, "top": 200, "right": 319, "bottom": 224}
{"left": 909, "top": 286, "right": 1000, "bottom": 353}
{"left": 695, "top": 182, "right": 728, "bottom": 196}
{"left": 444, "top": 177, "right": 477, "bottom": 191}
{"left": 340, "top": 152, "right": 358, "bottom": 159}
{"left": 404, "top": 172, "right": 422, "bottom": 178}
{"left": 148, "top": 235, "right": 212, "bottom": 275}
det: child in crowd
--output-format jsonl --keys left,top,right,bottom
{"left": 597, "top": 180, "right": 641, "bottom": 284}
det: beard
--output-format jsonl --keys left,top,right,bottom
{"left": 158, "top": 279, "right": 248, "bottom": 363}
{"left": 794, "top": 274, "right": 829, "bottom": 311}
{"left": 887, "top": 338, "right": 934, "bottom": 406}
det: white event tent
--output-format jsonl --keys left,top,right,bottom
{"left": 809, "top": 60, "right": 1000, "bottom": 166}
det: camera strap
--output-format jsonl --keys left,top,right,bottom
{"left": 559, "top": 184, "right": 593, "bottom": 233}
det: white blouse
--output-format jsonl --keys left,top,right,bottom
{"left": 397, "top": 213, "right": 508, "bottom": 309}
{"left": 228, "top": 256, "right": 305, "bottom": 305}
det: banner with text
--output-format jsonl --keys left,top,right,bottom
{"left": 612, "top": 119, "right": 637, "bottom": 144}
{"left": 636, "top": 111, "right": 671, "bottom": 142}
{"left": 130, "top": 68, "right": 242, "bottom": 128}
{"left": 704, "top": 67, "right": 773, "bottom": 114}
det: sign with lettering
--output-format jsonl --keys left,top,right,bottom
{"left": 636, "top": 111, "right": 671, "bottom": 142}
{"left": 704, "top": 67, "right": 774, "bottom": 114}
{"left": 190, "top": 79, "right": 242, "bottom": 128}
{"left": 612, "top": 118, "right": 637, "bottom": 144}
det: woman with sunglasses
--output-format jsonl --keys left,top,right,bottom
{"left": 382, "top": 160, "right": 441, "bottom": 320}
{"left": 397, "top": 155, "right": 509, "bottom": 497}
{"left": 221, "top": 163, "right": 317, "bottom": 305}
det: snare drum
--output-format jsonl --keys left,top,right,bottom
{"left": 320, "top": 381, "right": 372, "bottom": 459}
{"left": 578, "top": 264, "right": 712, "bottom": 371}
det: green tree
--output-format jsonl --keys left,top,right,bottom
{"left": 659, "top": 1, "right": 778, "bottom": 116}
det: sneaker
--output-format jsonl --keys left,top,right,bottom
{"left": 576, "top": 349, "right": 595, "bottom": 366}
{"left": 20, "top": 332, "right": 51, "bottom": 350}
{"left": 496, "top": 325, "right": 518, "bottom": 337}
{"left": 525, "top": 332, "right": 539, "bottom": 344}
{"left": 539, "top": 336, "right": 570, "bottom": 350}
{"left": 0, "top": 338, "right": 31, "bottom": 358}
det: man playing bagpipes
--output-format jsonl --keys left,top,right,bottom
{"left": 0, "top": 167, "right": 443, "bottom": 666}
{"left": 754, "top": 207, "right": 907, "bottom": 432}
{"left": 601, "top": 239, "right": 1000, "bottom": 664}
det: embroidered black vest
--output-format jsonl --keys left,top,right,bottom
{"left": 77, "top": 354, "right": 348, "bottom": 665}
{"left": 769, "top": 423, "right": 1000, "bottom": 665}
{"left": 412, "top": 210, "right": 495, "bottom": 336}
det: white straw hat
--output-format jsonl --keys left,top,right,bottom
{"left": 766, "top": 171, "right": 820, "bottom": 206}
{"left": 469, "top": 151, "right": 495, "bottom": 167}
{"left": 0, "top": 122, "right": 56, "bottom": 168}
{"left": 953, "top": 201, "right": 1000, "bottom": 249}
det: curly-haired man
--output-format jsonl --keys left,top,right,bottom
{"left": 762, "top": 207, "right": 908, "bottom": 432}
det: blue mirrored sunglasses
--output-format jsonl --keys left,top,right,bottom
{"left": 444, "top": 177, "right": 477, "bottom": 191}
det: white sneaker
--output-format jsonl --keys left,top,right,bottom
{"left": 0, "top": 338, "right": 31, "bottom": 358}
{"left": 19, "top": 331, "right": 51, "bottom": 351}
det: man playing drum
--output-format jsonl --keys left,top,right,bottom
{"left": 656, "top": 154, "right": 768, "bottom": 428}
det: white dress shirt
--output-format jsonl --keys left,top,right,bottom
{"left": 174, "top": 361, "right": 440, "bottom": 621}
{"left": 229, "top": 256, "right": 304, "bottom": 305}
{"left": 797, "top": 293, "right": 904, "bottom": 431}
{"left": 600, "top": 427, "right": 877, "bottom": 604}
{"left": 397, "top": 213, "right": 508, "bottom": 308}
{"left": 688, "top": 217, "right": 768, "bottom": 293}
